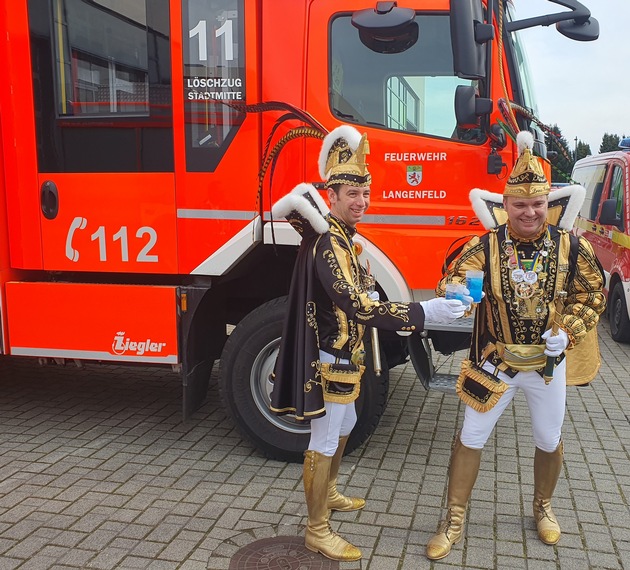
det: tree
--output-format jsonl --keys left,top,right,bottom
{"left": 544, "top": 124, "right": 573, "bottom": 183}
{"left": 600, "top": 133, "right": 621, "bottom": 154}
{"left": 575, "top": 140, "right": 591, "bottom": 162}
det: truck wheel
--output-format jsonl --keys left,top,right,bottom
{"left": 218, "top": 296, "right": 389, "bottom": 463}
{"left": 609, "top": 282, "right": 630, "bottom": 343}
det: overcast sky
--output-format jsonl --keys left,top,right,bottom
{"left": 512, "top": 1, "right": 627, "bottom": 154}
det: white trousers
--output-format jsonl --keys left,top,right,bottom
{"left": 308, "top": 351, "right": 358, "bottom": 456}
{"left": 460, "top": 359, "right": 566, "bottom": 453}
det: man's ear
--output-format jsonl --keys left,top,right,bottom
{"left": 327, "top": 187, "right": 336, "bottom": 205}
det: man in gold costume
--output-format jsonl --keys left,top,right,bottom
{"left": 425, "top": 131, "right": 606, "bottom": 560}
{"left": 270, "top": 125, "right": 469, "bottom": 561}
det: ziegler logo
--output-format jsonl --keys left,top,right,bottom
{"left": 111, "top": 331, "right": 167, "bottom": 356}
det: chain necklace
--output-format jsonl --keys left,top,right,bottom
{"left": 504, "top": 226, "right": 553, "bottom": 301}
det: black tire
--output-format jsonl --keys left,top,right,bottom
{"left": 609, "top": 282, "right": 630, "bottom": 343}
{"left": 218, "top": 296, "right": 389, "bottom": 463}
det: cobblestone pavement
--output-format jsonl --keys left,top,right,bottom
{"left": 0, "top": 319, "right": 629, "bottom": 570}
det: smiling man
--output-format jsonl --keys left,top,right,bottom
{"left": 503, "top": 194, "right": 549, "bottom": 238}
{"left": 269, "top": 125, "right": 469, "bottom": 562}
{"left": 327, "top": 183, "right": 370, "bottom": 228}
{"left": 425, "top": 131, "right": 606, "bottom": 560}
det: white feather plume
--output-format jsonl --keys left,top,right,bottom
{"left": 318, "top": 125, "right": 363, "bottom": 180}
{"left": 516, "top": 130, "right": 534, "bottom": 155}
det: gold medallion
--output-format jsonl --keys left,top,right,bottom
{"left": 515, "top": 281, "right": 536, "bottom": 299}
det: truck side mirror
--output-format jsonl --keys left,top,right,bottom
{"left": 600, "top": 199, "right": 623, "bottom": 229}
{"left": 454, "top": 85, "right": 492, "bottom": 128}
{"left": 352, "top": 2, "right": 419, "bottom": 54}
{"left": 556, "top": 15, "right": 599, "bottom": 41}
{"left": 506, "top": 0, "right": 599, "bottom": 42}
{"left": 450, "top": 0, "right": 494, "bottom": 80}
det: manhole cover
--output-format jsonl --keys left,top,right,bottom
{"left": 229, "top": 536, "right": 339, "bottom": 569}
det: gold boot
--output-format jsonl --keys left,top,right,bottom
{"left": 426, "top": 436, "right": 482, "bottom": 560}
{"left": 533, "top": 441, "right": 563, "bottom": 545}
{"left": 328, "top": 436, "right": 365, "bottom": 512}
{"left": 303, "top": 450, "right": 362, "bottom": 561}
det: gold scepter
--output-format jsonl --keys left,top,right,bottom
{"left": 543, "top": 291, "right": 567, "bottom": 385}
{"left": 366, "top": 262, "right": 381, "bottom": 376}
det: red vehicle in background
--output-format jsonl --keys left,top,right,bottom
{"left": 572, "top": 138, "right": 630, "bottom": 343}
{"left": 0, "top": 0, "right": 598, "bottom": 461}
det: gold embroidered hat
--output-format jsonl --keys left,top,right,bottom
{"left": 503, "top": 131, "right": 550, "bottom": 198}
{"left": 318, "top": 125, "right": 371, "bottom": 188}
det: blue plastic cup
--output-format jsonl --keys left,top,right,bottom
{"left": 466, "top": 270, "right": 484, "bottom": 303}
{"left": 445, "top": 283, "right": 465, "bottom": 301}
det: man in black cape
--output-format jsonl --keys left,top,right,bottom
{"left": 270, "top": 125, "right": 471, "bottom": 561}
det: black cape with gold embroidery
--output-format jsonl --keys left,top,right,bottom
{"left": 270, "top": 230, "right": 326, "bottom": 421}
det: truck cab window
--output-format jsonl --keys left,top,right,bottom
{"left": 330, "top": 13, "right": 477, "bottom": 141}
{"left": 28, "top": 0, "right": 173, "bottom": 172}
{"left": 54, "top": 1, "right": 151, "bottom": 117}
{"left": 71, "top": 52, "right": 149, "bottom": 117}
{"left": 610, "top": 165, "right": 625, "bottom": 220}
{"left": 574, "top": 164, "right": 607, "bottom": 220}
{"left": 182, "top": 0, "right": 245, "bottom": 172}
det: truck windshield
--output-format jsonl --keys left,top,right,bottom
{"left": 330, "top": 13, "right": 481, "bottom": 142}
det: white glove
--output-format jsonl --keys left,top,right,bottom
{"left": 420, "top": 297, "right": 466, "bottom": 323}
{"left": 368, "top": 291, "right": 380, "bottom": 301}
{"left": 542, "top": 328, "right": 569, "bottom": 357}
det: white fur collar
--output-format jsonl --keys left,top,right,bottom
{"left": 271, "top": 183, "right": 330, "bottom": 234}
{"left": 469, "top": 184, "right": 586, "bottom": 231}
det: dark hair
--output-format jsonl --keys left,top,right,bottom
{"left": 326, "top": 183, "right": 342, "bottom": 195}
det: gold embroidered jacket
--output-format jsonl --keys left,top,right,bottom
{"left": 271, "top": 215, "right": 425, "bottom": 420}
{"left": 314, "top": 216, "right": 423, "bottom": 357}
{"left": 437, "top": 224, "right": 606, "bottom": 378}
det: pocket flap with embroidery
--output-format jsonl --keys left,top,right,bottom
{"left": 321, "top": 362, "right": 364, "bottom": 384}
{"left": 456, "top": 359, "right": 507, "bottom": 413}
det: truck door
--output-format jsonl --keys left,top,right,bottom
{"left": 3, "top": 0, "right": 177, "bottom": 273}
{"left": 3, "top": 0, "right": 259, "bottom": 276}
{"left": 595, "top": 162, "right": 626, "bottom": 273}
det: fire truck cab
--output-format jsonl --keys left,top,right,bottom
{"left": 0, "top": 0, "right": 598, "bottom": 461}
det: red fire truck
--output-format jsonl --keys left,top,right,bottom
{"left": 0, "top": 0, "right": 598, "bottom": 461}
